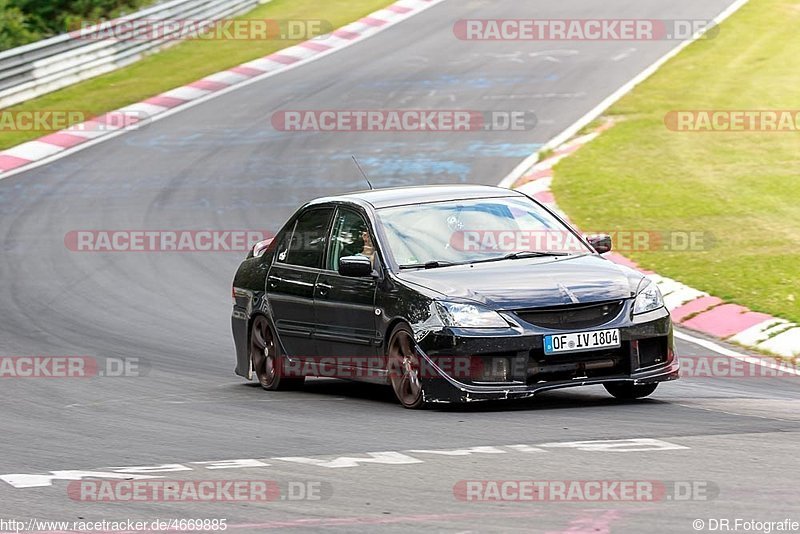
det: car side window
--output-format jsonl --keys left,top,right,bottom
{"left": 328, "top": 208, "right": 376, "bottom": 271}
{"left": 277, "top": 208, "right": 333, "bottom": 269}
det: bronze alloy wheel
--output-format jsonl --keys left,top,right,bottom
{"left": 387, "top": 325, "right": 426, "bottom": 409}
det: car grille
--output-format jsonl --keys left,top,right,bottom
{"left": 514, "top": 300, "right": 625, "bottom": 330}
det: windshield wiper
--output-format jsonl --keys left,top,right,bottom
{"left": 503, "top": 250, "right": 572, "bottom": 259}
{"left": 399, "top": 251, "right": 577, "bottom": 270}
{"left": 467, "top": 250, "right": 574, "bottom": 265}
{"left": 399, "top": 260, "right": 458, "bottom": 270}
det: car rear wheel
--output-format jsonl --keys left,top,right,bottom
{"left": 250, "top": 315, "right": 304, "bottom": 391}
{"left": 387, "top": 325, "right": 426, "bottom": 409}
{"left": 604, "top": 382, "right": 658, "bottom": 400}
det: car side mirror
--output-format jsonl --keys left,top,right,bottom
{"left": 586, "top": 234, "right": 612, "bottom": 254}
{"left": 252, "top": 238, "right": 273, "bottom": 258}
{"left": 338, "top": 255, "right": 374, "bottom": 277}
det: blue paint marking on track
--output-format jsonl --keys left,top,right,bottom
{"left": 466, "top": 142, "right": 542, "bottom": 157}
{"left": 331, "top": 142, "right": 541, "bottom": 159}
{"left": 353, "top": 157, "right": 471, "bottom": 183}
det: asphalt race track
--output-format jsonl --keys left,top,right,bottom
{"left": 2, "top": 0, "right": 799, "bottom": 532}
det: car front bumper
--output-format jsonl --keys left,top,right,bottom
{"left": 414, "top": 305, "right": 678, "bottom": 404}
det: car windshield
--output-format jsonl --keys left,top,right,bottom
{"left": 377, "top": 196, "right": 591, "bottom": 268}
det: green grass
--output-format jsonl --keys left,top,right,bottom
{"left": 552, "top": 0, "right": 800, "bottom": 324}
{"left": 0, "top": 0, "right": 392, "bottom": 149}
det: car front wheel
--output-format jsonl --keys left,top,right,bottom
{"left": 604, "top": 382, "right": 658, "bottom": 400}
{"left": 387, "top": 325, "right": 426, "bottom": 409}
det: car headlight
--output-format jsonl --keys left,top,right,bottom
{"left": 633, "top": 278, "right": 664, "bottom": 315}
{"left": 435, "top": 301, "right": 509, "bottom": 328}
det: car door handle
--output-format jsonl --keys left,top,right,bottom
{"left": 317, "top": 283, "right": 332, "bottom": 297}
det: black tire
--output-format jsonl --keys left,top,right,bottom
{"left": 250, "top": 315, "right": 304, "bottom": 391}
{"left": 604, "top": 382, "right": 658, "bottom": 400}
{"left": 386, "top": 324, "right": 426, "bottom": 409}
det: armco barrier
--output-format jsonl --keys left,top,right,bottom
{"left": 0, "top": 0, "right": 261, "bottom": 109}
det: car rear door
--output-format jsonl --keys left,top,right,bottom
{"left": 266, "top": 207, "right": 333, "bottom": 360}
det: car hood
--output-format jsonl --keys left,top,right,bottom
{"left": 396, "top": 254, "right": 640, "bottom": 309}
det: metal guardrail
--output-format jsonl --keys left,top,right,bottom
{"left": 0, "top": 0, "right": 261, "bottom": 109}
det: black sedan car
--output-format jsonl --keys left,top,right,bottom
{"left": 231, "top": 185, "right": 678, "bottom": 408}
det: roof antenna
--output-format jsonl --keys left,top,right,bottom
{"left": 352, "top": 155, "right": 374, "bottom": 190}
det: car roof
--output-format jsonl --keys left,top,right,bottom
{"left": 308, "top": 184, "right": 523, "bottom": 209}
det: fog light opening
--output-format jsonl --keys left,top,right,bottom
{"left": 471, "top": 356, "right": 511, "bottom": 382}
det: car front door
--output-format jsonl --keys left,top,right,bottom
{"left": 314, "top": 207, "right": 381, "bottom": 379}
{"left": 266, "top": 207, "right": 333, "bottom": 360}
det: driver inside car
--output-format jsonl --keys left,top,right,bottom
{"left": 339, "top": 219, "right": 376, "bottom": 267}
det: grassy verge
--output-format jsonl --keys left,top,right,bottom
{"left": 552, "top": 0, "right": 800, "bottom": 324}
{"left": 0, "top": 0, "right": 392, "bottom": 149}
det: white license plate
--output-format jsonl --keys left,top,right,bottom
{"left": 544, "top": 329, "right": 620, "bottom": 355}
